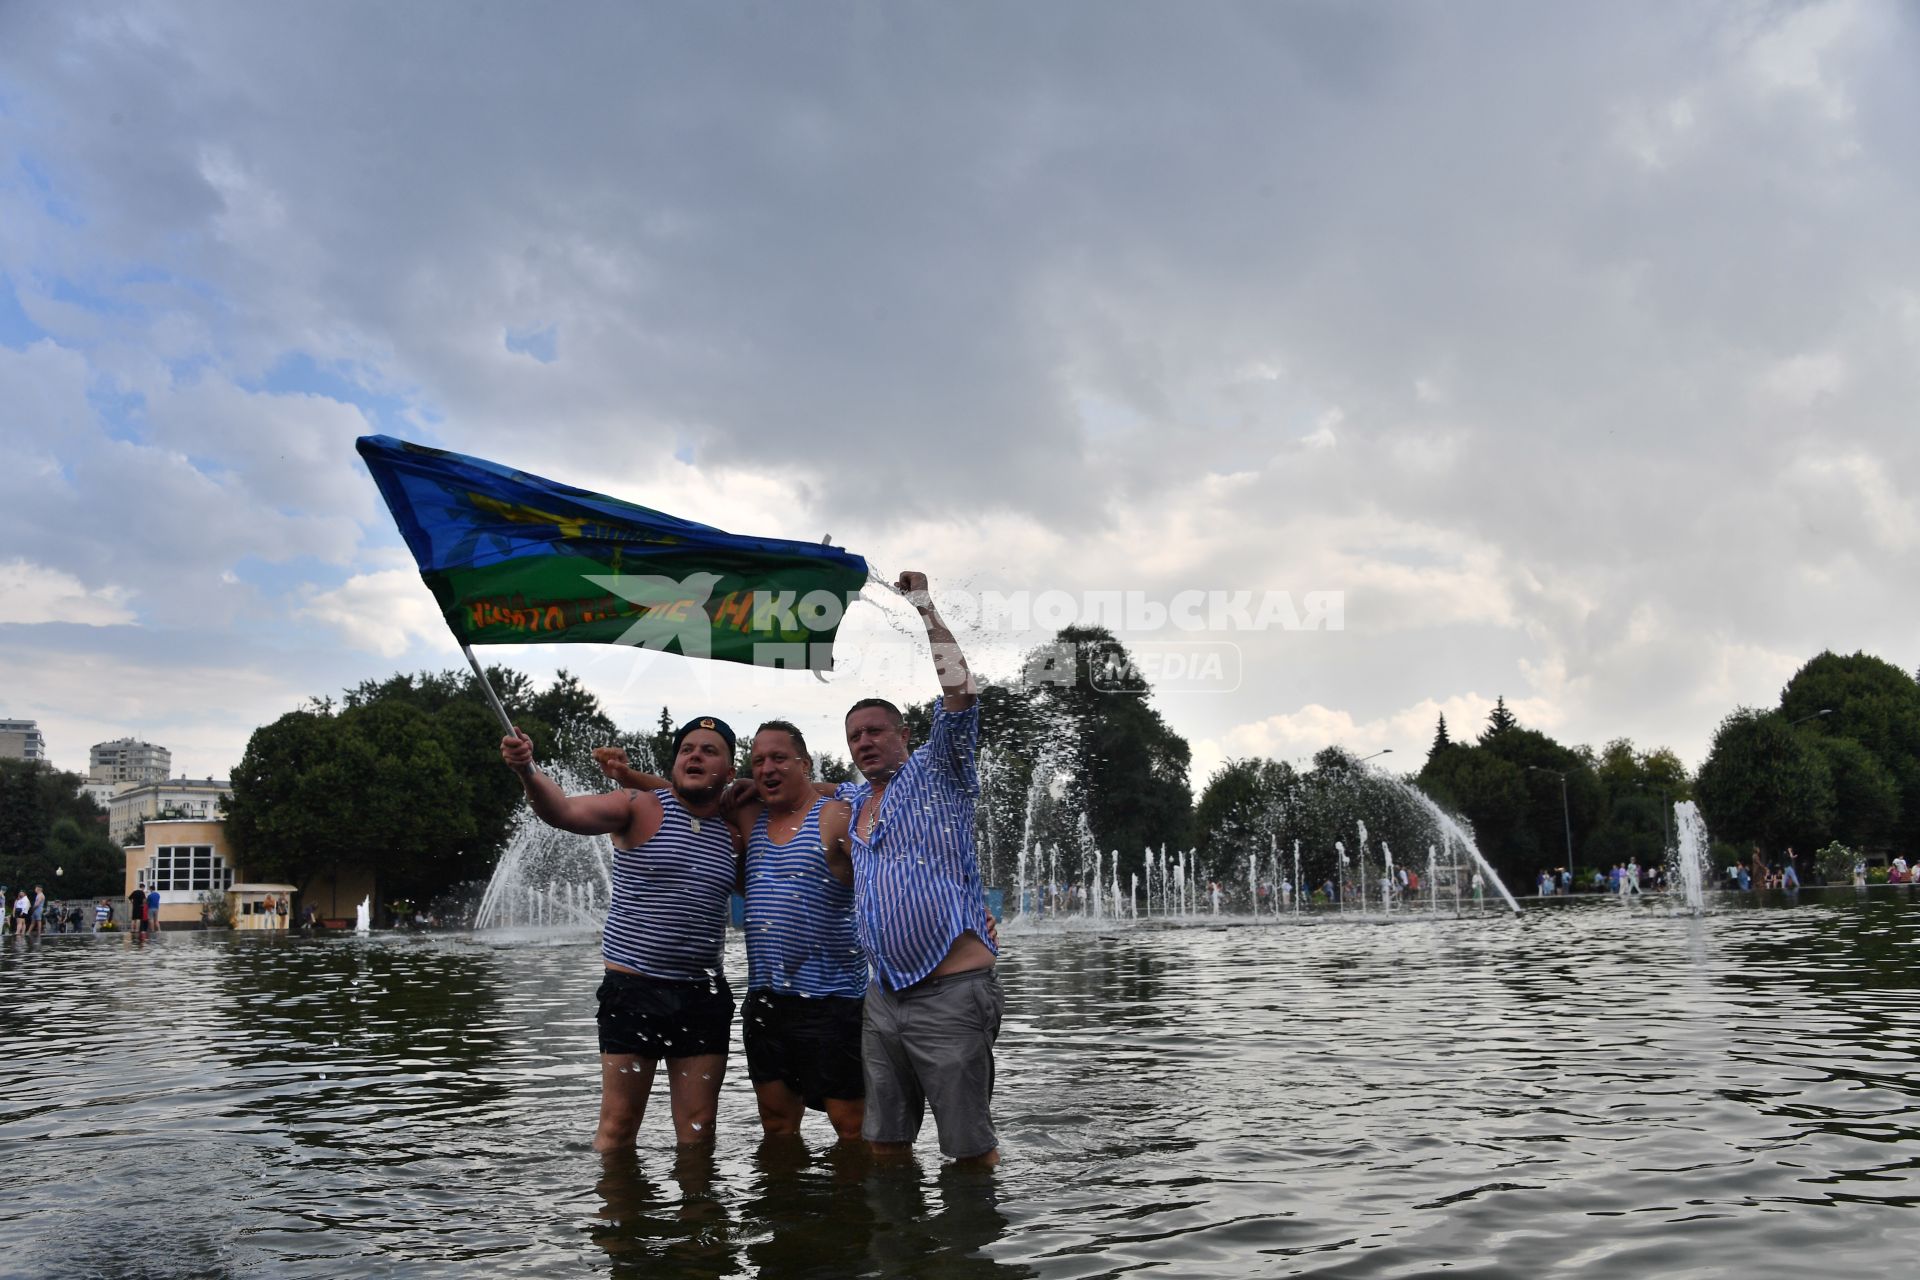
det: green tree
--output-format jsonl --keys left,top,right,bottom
{"left": 225, "top": 709, "right": 360, "bottom": 894}
{"left": 1812, "top": 735, "right": 1899, "bottom": 854}
{"left": 1417, "top": 743, "right": 1532, "bottom": 882}
{"left": 47, "top": 817, "right": 125, "bottom": 897}
{"left": 1482, "top": 696, "right": 1518, "bottom": 741}
{"left": 646, "top": 707, "right": 676, "bottom": 776}
{"left": 1193, "top": 759, "right": 1296, "bottom": 864}
{"left": 1695, "top": 708, "right": 1835, "bottom": 856}
{"left": 0, "top": 760, "right": 120, "bottom": 898}
{"left": 1778, "top": 650, "right": 1920, "bottom": 846}
{"left": 527, "top": 670, "right": 618, "bottom": 781}
{"left": 226, "top": 667, "right": 621, "bottom": 908}
{"left": 1022, "top": 627, "right": 1192, "bottom": 884}
{"left": 1581, "top": 738, "right": 1692, "bottom": 872}
{"left": 815, "top": 754, "right": 855, "bottom": 784}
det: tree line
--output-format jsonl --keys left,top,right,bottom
{"left": 0, "top": 759, "right": 126, "bottom": 898}
{"left": 202, "top": 641, "right": 1918, "bottom": 910}
{"left": 1191, "top": 649, "right": 1920, "bottom": 889}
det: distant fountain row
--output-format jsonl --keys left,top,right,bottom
{"left": 467, "top": 759, "right": 1733, "bottom": 935}
{"left": 1012, "top": 823, "right": 1519, "bottom": 923}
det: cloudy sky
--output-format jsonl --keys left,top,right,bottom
{"left": 2, "top": 1, "right": 1915, "bottom": 790}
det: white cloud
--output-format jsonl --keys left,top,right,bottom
{"left": 0, "top": 638, "right": 318, "bottom": 779}
{"left": 1742, "top": 0, "right": 1867, "bottom": 120}
{"left": 0, "top": 560, "right": 137, "bottom": 625}
{"left": 2, "top": 2, "right": 1917, "bottom": 788}
{"left": 299, "top": 570, "right": 460, "bottom": 659}
{"left": 1757, "top": 351, "right": 1848, "bottom": 407}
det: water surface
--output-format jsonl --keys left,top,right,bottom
{"left": 3, "top": 892, "right": 1916, "bottom": 1278}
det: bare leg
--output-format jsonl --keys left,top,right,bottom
{"left": 753, "top": 1080, "right": 805, "bottom": 1136}
{"left": 664, "top": 1053, "right": 726, "bottom": 1146}
{"left": 596, "top": 1054, "right": 656, "bottom": 1153}
{"left": 823, "top": 1097, "right": 866, "bottom": 1144}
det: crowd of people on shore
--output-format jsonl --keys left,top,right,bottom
{"left": 0, "top": 885, "right": 161, "bottom": 936}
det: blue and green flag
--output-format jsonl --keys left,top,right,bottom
{"left": 356, "top": 435, "right": 870, "bottom": 669}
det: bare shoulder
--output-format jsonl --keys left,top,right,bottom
{"left": 620, "top": 788, "right": 664, "bottom": 846}
{"left": 817, "top": 799, "right": 853, "bottom": 850}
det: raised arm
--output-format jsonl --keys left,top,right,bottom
{"left": 504, "top": 731, "right": 644, "bottom": 836}
{"left": 592, "top": 746, "right": 669, "bottom": 792}
{"left": 895, "top": 570, "right": 975, "bottom": 712}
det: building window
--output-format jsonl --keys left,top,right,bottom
{"left": 147, "top": 845, "right": 234, "bottom": 892}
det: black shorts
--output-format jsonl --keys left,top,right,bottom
{"left": 595, "top": 969, "right": 734, "bottom": 1059}
{"left": 742, "top": 988, "right": 865, "bottom": 1109}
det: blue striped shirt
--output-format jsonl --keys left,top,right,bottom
{"left": 603, "top": 789, "right": 738, "bottom": 982}
{"left": 744, "top": 799, "right": 868, "bottom": 998}
{"left": 835, "top": 702, "right": 996, "bottom": 990}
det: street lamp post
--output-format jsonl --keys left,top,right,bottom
{"left": 1357, "top": 749, "right": 1393, "bottom": 765}
{"left": 1786, "top": 708, "right": 1834, "bottom": 727}
{"left": 1527, "top": 765, "right": 1574, "bottom": 890}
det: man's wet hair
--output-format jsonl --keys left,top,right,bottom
{"left": 754, "top": 719, "right": 812, "bottom": 766}
{"left": 844, "top": 698, "right": 906, "bottom": 730}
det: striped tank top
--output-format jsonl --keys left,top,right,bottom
{"left": 744, "top": 799, "right": 867, "bottom": 998}
{"left": 603, "top": 789, "right": 738, "bottom": 982}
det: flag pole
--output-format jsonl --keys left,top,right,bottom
{"left": 461, "top": 643, "right": 518, "bottom": 737}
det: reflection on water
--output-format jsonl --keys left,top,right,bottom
{"left": 2, "top": 893, "right": 1918, "bottom": 1277}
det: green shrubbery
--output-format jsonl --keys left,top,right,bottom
{"left": 1814, "top": 841, "right": 1857, "bottom": 884}
{"left": 199, "top": 889, "right": 236, "bottom": 928}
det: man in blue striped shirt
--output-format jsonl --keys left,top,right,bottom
{"left": 836, "top": 570, "right": 1003, "bottom": 1167}
{"left": 600, "top": 723, "right": 870, "bottom": 1144}
{"left": 502, "top": 717, "right": 742, "bottom": 1154}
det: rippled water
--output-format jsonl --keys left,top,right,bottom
{"left": 4, "top": 891, "right": 1917, "bottom": 1279}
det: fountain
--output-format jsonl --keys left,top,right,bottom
{"left": 354, "top": 897, "right": 371, "bottom": 934}
{"left": 1378, "top": 776, "right": 1522, "bottom": 914}
{"left": 1293, "top": 840, "right": 1302, "bottom": 917}
{"left": 1670, "top": 800, "right": 1710, "bottom": 915}
{"left": 1010, "top": 759, "right": 1075, "bottom": 919}
{"left": 1356, "top": 822, "right": 1369, "bottom": 917}
{"left": 993, "top": 744, "right": 1524, "bottom": 932}
{"left": 474, "top": 764, "right": 614, "bottom": 931}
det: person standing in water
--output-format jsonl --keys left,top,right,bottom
{"left": 597, "top": 722, "right": 869, "bottom": 1143}
{"left": 502, "top": 716, "right": 742, "bottom": 1152}
{"left": 835, "top": 570, "right": 1002, "bottom": 1168}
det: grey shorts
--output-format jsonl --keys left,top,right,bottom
{"left": 862, "top": 968, "right": 1002, "bottom": 1159}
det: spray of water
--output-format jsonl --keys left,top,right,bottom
{"left": 474, "top": 764, "right": 615, "bottom": 930}
{"left": 1670, "top": 800, "right": 1709, "bottom": 915}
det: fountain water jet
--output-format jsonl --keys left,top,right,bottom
{"left": 1671, "top": 801, "right": 1710, "bottom": 915}
{"left": 475, "top": 765, "right": 614, "bottom": 931}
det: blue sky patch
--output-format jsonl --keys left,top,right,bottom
{"left": 86, "top": 376, "right": 148, "bottom": 443}
{"left": 504, "top": 323, "right": 559, "bottom": 363}
{"left": 16, "top": 151, "right": 87, "bottom": 228}
{"left": 247, "top": 350, "right": 424, "bottom": 436}
{"left": 0, "top": 274, "right": 47, "bottom": 349}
